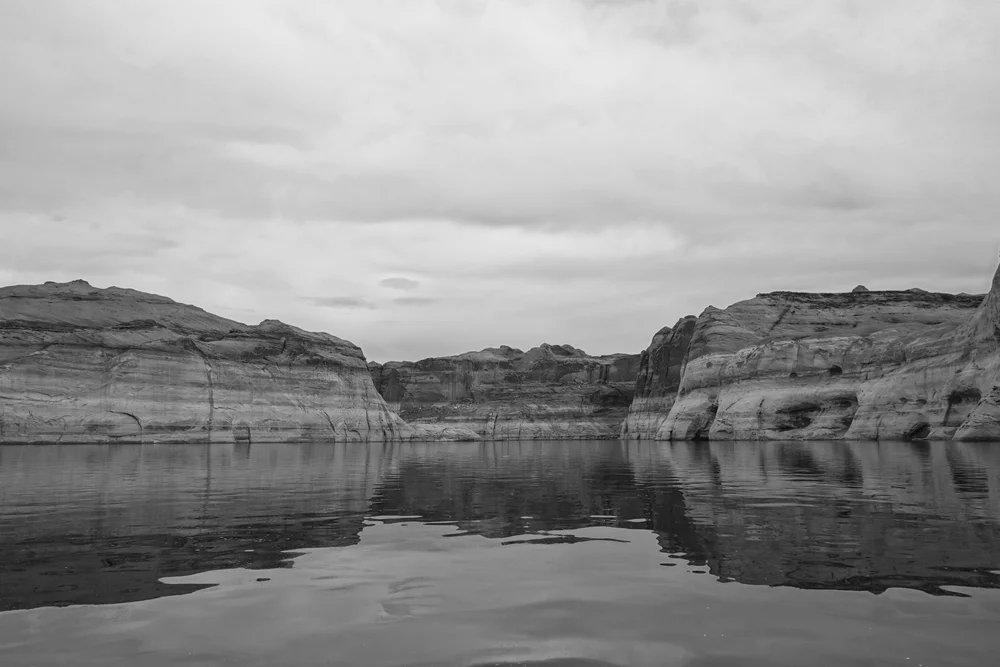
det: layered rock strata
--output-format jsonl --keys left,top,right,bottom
{"left": 620, "top": 316, "right": 697, "bottom": 439}
{"left": 624, "top": 263, "right": 1000, "bottom": 441}
{"left": 0, "top": 280, "right": 408, "bottom": 443}
{"left": 370, "top": 344, "right": 640, "bottom": 440}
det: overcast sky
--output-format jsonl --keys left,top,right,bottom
{"left": 2, "top": 0, "right": 999, "bottom": 362}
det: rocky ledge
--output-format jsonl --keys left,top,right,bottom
{"left": 623, "top": 263, "right": 1000, "bottom": 441}
{"left": 0, "top": 280, "right": 408, "bottom": 443}
{"left": 370, "top": 344, "right": 641, "bottom": 440}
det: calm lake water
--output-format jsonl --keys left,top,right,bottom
{"left": 2, "top": 440, "right": 1000, "bottom": 666}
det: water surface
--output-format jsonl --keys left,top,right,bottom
{"left": 2, "top": 440, "right": 1000, "bottom": 665}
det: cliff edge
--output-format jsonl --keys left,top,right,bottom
{"left": 624, "top": 263, "right": 1000, "bottom": 441}
{"left": 0, "top": 280, "right": 408, "bottom": 443}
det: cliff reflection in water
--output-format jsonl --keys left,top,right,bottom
{"left": 2, "top": 440, "right": 999, "bottom": 611}
{"left": 371, "top": 441, "right": 1000, "bottom": 595}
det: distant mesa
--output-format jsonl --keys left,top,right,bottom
{"left": 369, "top": 342, "right": 642, "bottom": 440}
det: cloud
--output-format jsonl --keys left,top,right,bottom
{"left": 1, "top": 0, "right": 997, "bottom": 228}
{"left": 393, "top": 297, "right": 439, "bottom": 306}
{"left": 0, "top": 1, "right": 998, "bottom": 361}
{"left": 301, "top": 296, "right": 377, "bottom": 310}
{"left": 0, "top": 209, "right": 180, "bottom": 275}
{"left": 380, "top": 277, "right": 420, "bottom": 291}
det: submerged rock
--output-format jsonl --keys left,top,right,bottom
{"left": 370, "top": 343, "right": 641, "bottom": 440}
{"left": 624, "top": 263, "right": 1000, "bottom": 441}
{"left": 0, "top": 281, "right": 409, "bottom": 444}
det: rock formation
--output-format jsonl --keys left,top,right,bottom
{"left": 624, "top": 262, "right": 1000, "bottom": 441}
{"left": 7, "top": 261, "right": 998, "bottom": 445}
{"left": 370, "top": 344, "right": 640, "bottom": 440}
{"left": 619, "top": 317, "right": 697, "bottom": 439}
{"left": 0, "top": 280, "right": 409, "bottom": 443}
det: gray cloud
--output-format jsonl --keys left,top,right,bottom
{"left": 301, "top": 296, "right": 377, "bottom": 310}
{"left": 1, "top": 1, "right": 996, "bottom": 228}
{"left": 0, "top": 216, "right": 180, "bottom": 275}
{"left": 393, "top": 297, "right": 440, "bottom": 306}
{"left": 0, "top": 1, "right": 998, "bottom": 361}
{"left": 380, "top": 277, "right": 420, "bottom": 291}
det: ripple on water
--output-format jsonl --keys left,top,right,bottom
{"left": 1, "top": 440, "right": 1000, "bottom": 664}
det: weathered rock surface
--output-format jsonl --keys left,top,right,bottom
{"left": 624, "top": 263, "right": 1000, "bottom": 441}
{"left": 370, "top": 344, "right": 641, "bottom": 440}
{"left": 0, "top": 280, "right": 409, "bottom": 443}
{"left": 620, "top": 317, "right": 697, "bottom": 439}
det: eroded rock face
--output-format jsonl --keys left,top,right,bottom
{"left": 370, "top": 343, "right": 641, "bottom": 440}
{"left": 625, "top": 263, "right": 1000, "bottom": 441}
{"left": 0, "top": 280, "right": 409, "bottom": 443}
{"left": 620, "top": 317, "right": 697, "bottom": 439}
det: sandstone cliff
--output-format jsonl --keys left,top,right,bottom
{"left": 624, "top": 263, "right": 1000, "bottom": 441}
{"left": 370, "top": 344, "right": 640, "bottom": 440}
{"left": 0, "top": 280, "right": 408, "bottom": 443}
{"left": 620, "top": 316, "right": 697, "bottom": 439}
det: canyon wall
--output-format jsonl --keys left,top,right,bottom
{"left": 6, "top": 263, "right": 997, "bottom": 445}
{"left": 0, "top": 280, "right": 409, "bottom": 444}
{"left": 624, "top": 263, "right": 1000, "bottom": 441}
{"left": 620, "top": 316, "right": 697, "bottom": 439}
{"left": 370, "top": 344, "right": 640, "bottom": 440}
